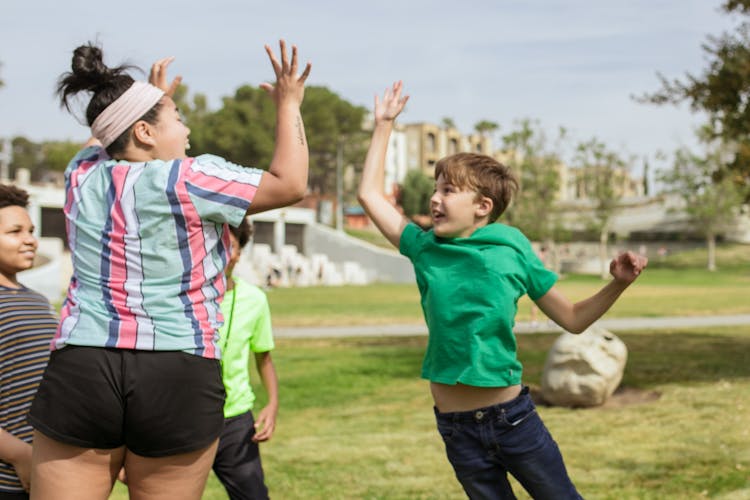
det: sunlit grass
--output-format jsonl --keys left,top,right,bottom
{"left": 344, "top": 227, "right": 394, "bottom": 250}
{"left": 109, "top": 326, "right": 750, "bottom": 499}
{"left": 107, "top": 242, "right": 750, "bottom": 498}
{"left": 648, "top": 242, "right": 750, "bottom": 270}
{"left": 266, "top": 265, "right": 750, "bottom": 327}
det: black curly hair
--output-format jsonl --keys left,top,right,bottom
{"left": 0, "top": 183, "right": 30, "bottom": 210}
{"left": 57, "top": 43, "right": 162, "bottom": 156}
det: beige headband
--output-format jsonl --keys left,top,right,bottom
{"left": 90, "top": 81, "right": 165, "bottom": 148}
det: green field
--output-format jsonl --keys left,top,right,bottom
{"left": 266, "top": 329, "right": 749, "bottom": 499}
{"left": 111, "top": 327, "right": 750, "bottom": 499}
{"left": 108, "top": 243, "right": 750, "bottom": 499}
{"left": 266, "top": 266, "right": 750, "bottom": 327}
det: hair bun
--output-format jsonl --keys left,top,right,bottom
{"left": 70, "top": 45, "right": 110, "bottom": 86}
{"left": 57, "top": 42, "right": 136, "bottom": 116}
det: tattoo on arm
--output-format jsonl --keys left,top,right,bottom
{"left": 295, "top": 115, "right": 305, "bottom": 146}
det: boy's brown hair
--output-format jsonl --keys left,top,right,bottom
{"left": 434, "top": 153, "right": 518, "bottom": 222}
{"left": 0, "top": 184, "right": 30, "bottom": 210}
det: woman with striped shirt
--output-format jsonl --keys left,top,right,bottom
{"left": 27, "top": 40, "right": 311, "bottom": 499}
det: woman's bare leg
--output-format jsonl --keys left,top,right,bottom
{"left": 124, "top": 439, "right": 219, "bottom": 500}
{"left": 30, "top": 431, "right": 124, "bottom": 500}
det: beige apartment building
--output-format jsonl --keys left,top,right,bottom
{"left": 493, "top": 148, "right": 644, "bottom": 203}
{"left": 371, "top": 116, "right": 643, "bottom": 205}
{"left": 493, "top": 148, "right": 571, "bottom": 201}
{"left": 404, "top": 123, "right": 493, "bottom": 177}
{"left": 565, "top": 165, "right": 644, "bottom": 200}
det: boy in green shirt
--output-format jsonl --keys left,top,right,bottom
{"left": 212, "top": 219, "right": 278, "bottom": 500}
{"left": 357, "top": 82, "right": 647, "bottom": 500}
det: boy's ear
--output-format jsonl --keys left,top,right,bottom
{"left": 132, "top": 120, "right": 157, "bottom": 147}
{"left": 475, "top": 195, "right": 493, "bottom": 219}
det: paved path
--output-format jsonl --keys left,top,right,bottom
{"left": 274, "top": 314, "right": 750, "bottom": 338}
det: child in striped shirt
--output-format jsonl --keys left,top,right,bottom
{"left": 0, "top": 184, "right": 57, "bottom": 499}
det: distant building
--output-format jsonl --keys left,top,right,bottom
{"left": 343, "top": 206, "right": 369, "bottom": 229}
{"left": 565, "top": 165, "right": 645, "bottom": 201}
{"left": 404, "top": 123, "right": 493, "bottom": 178}
{"left": 494, "top": 148, "right": 570, "bottom": 201}
{"left": 8, "top": 169, "right": 67, "bottom": 246}
{"left": 362, "top": 116, "right": 495, "bottom": 198}
{"left": 384, "top": 123, "right": 408, "bottom": 198}
{"left": 494, "top": 148, "right": 644, "bottom": 204}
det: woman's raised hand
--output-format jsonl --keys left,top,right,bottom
{"left": 375, "top": 81, "right": 409, "bottom": 124}
{"left": 149, "top": 57, "right": 182, "bottom": 97}
{"left": 260, "top": 40, "right": 312, "bottom": 106}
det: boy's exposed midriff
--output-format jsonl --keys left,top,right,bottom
{"left": 431, "top": 382, "right": 522, "bottom": 413}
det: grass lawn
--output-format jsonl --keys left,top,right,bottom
{"left": 345, "top": 227, "right": 394, "bottom": 250}
{"left": 266, "top": 265, "right": 750, "bottom": 326}
{"left": 110, "top": 326, "right": 750, "bottom": 499}
{"left": 107, "top": 244, "right": 750, "bottom": 498}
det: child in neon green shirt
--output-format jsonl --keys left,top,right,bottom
{"left": 212, "top": 218, "right": 278, "bottom": 500}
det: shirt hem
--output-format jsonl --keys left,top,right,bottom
{"left": 423, "top": 374, "right": 523, "bottom": 387}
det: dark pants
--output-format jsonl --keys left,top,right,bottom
{"left": 212, "top": 411, "right": 269, "bottom": 500}
{"left": 435, "top": 386, "right": 582, "bottom": 500}
{"left": 0, "top": 491, "right": 29, "bottom": 500}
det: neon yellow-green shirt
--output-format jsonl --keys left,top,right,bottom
{"left": 400, "top": 222, "right": 557, "bottom": 387}
{"left": 218, "top": 277, "right": 274, "bottom": 418}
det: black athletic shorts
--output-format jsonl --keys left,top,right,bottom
{"left": 28, "top": 345, "right": 225, "bottom": 457}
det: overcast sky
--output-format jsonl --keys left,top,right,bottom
{"left": 0, "top": 0, "right": 739, "bottom": 168}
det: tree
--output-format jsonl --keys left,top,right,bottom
{"left": 474, "top": 120, "right": 499, "bottom": 136}
{"left": 573, "top": 138, "right": 629, "bottom": 279}
{"left": 642, "top": 156, "right": 650, "bottom": 196}
{"left": 301, "top": 87, "right": 368, "bottom": 196}
{"left": 641, "top": 0, "right": 750, "bottom": 191}
{"left": 182, "top": 85, "right": 367, "bottom": 197}
{"left": 660, "top": 144, "right": 747, "bottom": 270}
{"left": 399, "top": 169, "right": 433, "bottom": 218}
{"left": 8, "top": 138, "right": 80, "bottom": 181}
{"left": 474, "top": 120, "right": 499, "bottom": 151}
{"left": 9, "top": 137, "right": 41, "bottom": 180}
{"left": 502, "top": 119, "right": 566, "bottom": 258}
{"left": 441, "top": 117, "right": 457, "bottom": 130}
{"left": 0, "top": 137, "right": 83, "bottom": 182}
{"left": 42, "top": 141, "right": 82, "bottom": 173}
{"left": 183, "top": 85, "right": 277, "bottom": 169}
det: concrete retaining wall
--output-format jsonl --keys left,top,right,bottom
{"left": 304, "top": 223, "right": 415, "bottom": 283}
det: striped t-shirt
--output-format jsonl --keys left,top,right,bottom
{"left": 55, "top": 146, "right": 263, "bottom": 358}
{"left": 0, "top": 285, "right": 57, "bottom": 493}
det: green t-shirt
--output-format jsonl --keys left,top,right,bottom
{"left": 218, "top": 277, "right": 275, "bottom": 418}
{"left": 399, "top": 222, "right": 557, "bottom": 387}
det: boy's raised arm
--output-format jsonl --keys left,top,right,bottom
{"left": 535, "top": 251, "right": 648, "bottom": 333}
{"left": 357, "top": 82, "right": 410, "bottom": 248}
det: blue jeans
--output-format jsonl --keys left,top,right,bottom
{"left": 435, "top": 386, "right": 582, "bottom": 500}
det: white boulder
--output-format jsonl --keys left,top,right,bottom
{"left": 540, "top": 324, "right": 627, "bottom": 407}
